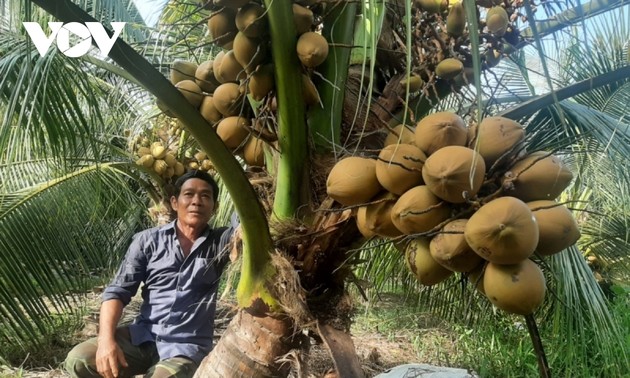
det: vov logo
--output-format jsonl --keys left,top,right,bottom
{"left": 23, "top": 22, "right": 125, "bottom": 58}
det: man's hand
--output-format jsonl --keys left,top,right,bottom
{"left": 95, "top": 338, "right": 128, "bottom": 378}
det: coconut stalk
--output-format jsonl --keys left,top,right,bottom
{"left": 264, "top": 0, "right": 309, "bottom": 220}
{"left": 30, "top": 0, "right": 280, "bottom": 312}
{"left": 525, "top": 313, "right": 551, "bottom": 378}
{"left": 308, "top": 1, "right": 358, "bottom": 152}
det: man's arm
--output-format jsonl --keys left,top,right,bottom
{"left": 96, "top": 299, "right": 128, "bottom": 378}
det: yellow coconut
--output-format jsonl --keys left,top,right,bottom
{"left": 503, "top": 151, "right": 574, "bottom": 202}
{"left": 356, "top": 192, "right": 402, "bottom": 238}
{"left": 384, "top": 125, "right": 416, "bottom": 147}
{"left": 405, "top": 237, "right": 454, "bottom": 286}
{"left": 243, "top": 136, "right": 266, "bottom": 167}
{"left": 468, "top": 116, "right": 525, "bottom": 168}
{"left": 446, "top": 3, "right": 466, "bottom": 37}
{"left": 216, "top": 116, "right": 250, "bottom": 150}
{"left": 375, "top": 144, "right": 426, "bottom": 195}
{"left": 207, "top": 8, "right": 238, "bottom": 48}
{"left": 175, "top": 80, "right": 203, "bottom": 108}
{"left": 136, "top": 154, "right": 154, "bottom": 168}
{"left": 414, "top": 112, "right": 468, "bottom": 156}
{"left": 293, "top": 4, "right": 314, "bottom": 35}
{"left": 465, "top": 196, "right": 539, "bottom": 264}
{"left": 430, "top": 219, "right": 483, "bottom": 272}
{"left": 326, "top": 157, "right": 382, "bottom": 207}
{"left": 297, "top": 32, "right": 329, "bottom": 68}
{"left": 486, "top": 6, "right": 509, "bottom": 37}
{"left": 215, "top": 50, "right": 245, "bottom": 83}
{"left": 170, "top": 60, "right": 197, "bottom": 85}
{"left": 422, "top": 146, "right": 486, "bottom": 203}
{"left": 414, "top": 0, "right": 447, "bottom": 15}
{"left": 249, "top": 64, "right": 275, "bottom": 101}
{"left": 302, "top": 74, "right": 321, "bottom": 106}
{"left": 483, "top": 259, "right": 546, "bottom": 315}
{"left": 195, "top": 60, "right": 221, "bottom": 93}
{"left": 199, "top": 95, "right": 223, "bottom": 124}
{"left": 399, "top": 74, "right": 424, "bottom": 92}
{"left": 391, "top": 185, "right": 451, "bottom": 235}
{"left": 235, "top": 3, "right": 268, "bottom": 38}
{"left": 213, "top": 82, "right": 244, "bottom": 116}
{"left": 435, "top": 58, "right": 464, "bottom": 80}
{"left": 233, "top": 32, "right": 266, "bottom": 72}
{"left": 527, "top": 200, "right": 581, "bottom": 256}
{"left": 356, "top": 206, "right": 377, "bottom": 239}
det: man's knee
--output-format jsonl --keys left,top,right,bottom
{"left": 64, "top": 339, "right": 100, "bottom": 378}
{"left": 145, "top": 357, "right": 198, "bottom": 378}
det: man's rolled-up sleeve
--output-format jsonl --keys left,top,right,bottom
{"left": 102, "top": 232, "right": 148, "bottom": 305}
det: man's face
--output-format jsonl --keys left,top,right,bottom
{"left": 171, "top": 178, "right": 215, "bottom": 229}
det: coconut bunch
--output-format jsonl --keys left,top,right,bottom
{"left": 134, "top": 141, "right": 186, "bottom": 181}
{"left": 184, "top": 149, "right": 216, "bottom": 173}
{"left": 327, "top": 112, "right": 581, "bottom": 316}
{"left": 375, "top": 0, "right": 529, "bottom": 92}
{"left": 155, "top": 1, "right": 332, "bottom": 169}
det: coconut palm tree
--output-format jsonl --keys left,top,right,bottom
{"left": 2, "top": 0, "right": 629, "bottom": 376}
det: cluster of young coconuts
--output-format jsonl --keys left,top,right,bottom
{"left": 326, "top": 112, "right": 580, "bottom": 316}
{"left": 132, "top": 118, "right": 216, "bottom": 181}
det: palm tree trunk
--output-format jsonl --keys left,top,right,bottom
{"left": 195, "top": 310, "right": 301, "bottom": 378}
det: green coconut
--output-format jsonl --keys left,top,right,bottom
{"left": 446, "top": 2, "right": 466, "bottom": 37}
{"left": 414, "top": 112, "right": 468, "bottom": 156}
{"left": 486, "top": 6, "right": 509, "bottom": 37}
{"left": 391, "top": 185, "right": 451, "bottom": 235}
{"left": 216, "top": 116, "right": 250, "bottom": 150}
{"left": 326, "top": 157, "right": 382, "bottom": 207}
{"left": 468, "top": 116, "right": 525, "bottom": 168}
{"left": 435, "top": 58, "right": 464, "bottom": 80}
{"left": 195, "top": 60, "right": 221, "bottom": 93}
{"left": 527, "top": 200, "right": 581, "bottom": 256}
{"left": 175, "top": 80, "right": 203, "bottom": 108}
{"left": 384, "top": 125, "right": 416, "bottom": 147}
{"left": 356, "top": 192, "right": 402, "bottom": 238}
{"left": 465, "top": 196, "right": 539, "bottom": 264}
{"left": 430, "top": 219, "right": 483, "bottom": 272}
{"left": 297, "top": 32, "right": 329, "bottom": 68}
{"left": 399, "top": 74, "right": 424, "bottom": 92}
{"left": 483, "top": 259, "right": 546, "bottom": 315}
{"left": 415, "top": 0, "right": 447, "bottom": 14}
{"left": 207, "top": 8, "right": 238, "bottom": 48}
{"left": 375, "top": 144, "right": 426, "bottom": 195}
{"left": 170, "top": 60, "right": 197, "bottom": 85}
{"left": 503, "top": 151, "right": 574, "bottom": 202}
{"left": 422, "top": 146, "right": 486, "bottom": 203}
{"left": 405, "top": 237, "right": 454, "bottom": 286}
{"left": 235, "top": 3, "right": 268, "bottom": 38}
{"left": 213, "top": 82, "right": 244, "bottom": 116}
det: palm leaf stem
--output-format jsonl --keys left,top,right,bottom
{"left": 264, "top": 0, "right": 308, "bottom": 220}
{"left": 308, "top": 1, "right": 358, "bottom": 153}
{"left": 498, "top": 64, "right": 630, "bottom": 120}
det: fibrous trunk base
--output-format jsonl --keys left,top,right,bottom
{"left": 195, "top": 309, "right": 299, "bottom": 378}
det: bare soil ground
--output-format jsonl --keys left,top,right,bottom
{"left": 0, "top": 294, "right": 457, "bottom": 378}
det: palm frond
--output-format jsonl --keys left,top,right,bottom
{"left": 0, "top": 161, "right": 148, "bottom": 359}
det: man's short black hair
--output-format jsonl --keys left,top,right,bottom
{"left": 173, "top": 170, "right": 219, "bottom": 202}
